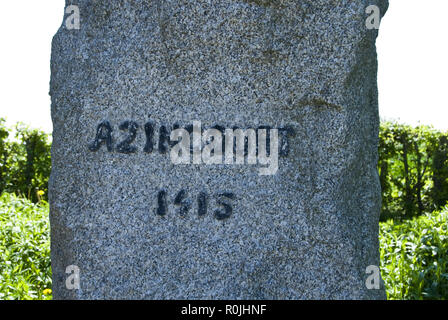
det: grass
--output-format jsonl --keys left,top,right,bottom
{"left": 0, "top": 192, "right": 447, "bottom": 300}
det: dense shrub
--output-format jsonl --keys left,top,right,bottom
{"left": 0, "top": 119, "right": 51, "bottom": 203}
{"left": 0, "top": 193, "right": 52, "bottom": 300}
{"left": 380, "top": 206, "right": 448, "bottom": 299}
{"left": 0, "top": 119, "right": 11, "bottom": 195}
{"left": 379, "top": 122, "right": 448, "bottom": 220}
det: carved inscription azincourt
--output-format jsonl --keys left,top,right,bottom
{"left": 87, "top": 118, "right": 295, "bottom": 220}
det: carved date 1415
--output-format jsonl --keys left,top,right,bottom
{"left": 156, "top": 189, "right": 235, "bottom": 221}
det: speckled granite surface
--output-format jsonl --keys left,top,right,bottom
{"left": 50, "top": 0, "right": 388, "bottom": 299}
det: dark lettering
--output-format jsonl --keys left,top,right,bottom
{"left": 156, "top": 190, "right": 167, "bottom": 216}
{"left": 144, "top": 121, "right": 155, "bottom": 153}
{"left": 214, "top": 193, "right": 235, "bottom": 220}
{"left": 174, "top": 189, "right": 191, "bottom": 216}
{"left": 116, "top": 121, "right": 139, "bottom": 154}
{"left": 198, "top": 192, "right": 207, "bottom": 216}
{"left": 88, "top": 121, "right": 113, "bottom": 152}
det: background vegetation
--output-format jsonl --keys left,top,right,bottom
{"left": 380, "top": 207, "right": 448, "bottom": 299}
{"left": 0, "top": 193, "right": 51, "bottom": 300}
{"left": 0, "top": 119, "right": 51, "bottom": 203}
{"left": 0, "top": 118, "right": 447, "bottom": 299}
{"left": 379, "top": 121, "right": 448, "bottom": 221}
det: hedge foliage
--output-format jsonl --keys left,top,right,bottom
{"left": 0, "top": 119, "right": 51, "bottom": 203}
{"left": 379, "top": 122, "right": 448, "bottom": 220}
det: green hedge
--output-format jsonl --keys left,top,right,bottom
{"left": 0, "top": 118, "right": 51, "bottom": 203}
{"left": 379, "top": 122, "right": 448, "bottom": 220}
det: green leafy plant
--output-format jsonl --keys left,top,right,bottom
{"left": 0, "top": 193, "right": 52, "bottom": 300}
{"left": 380, "top": 206, "right": 448, "bottom": 299}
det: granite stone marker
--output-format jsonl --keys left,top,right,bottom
{"left": 50, "top": 0, "right": 388, "bottom": 299}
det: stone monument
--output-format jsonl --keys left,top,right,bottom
{"left": 50, "top": 0, "right": 388, "bottom": 299}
